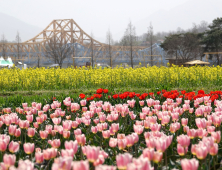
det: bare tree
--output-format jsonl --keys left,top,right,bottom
{"left": 1, "top": 34, "right": 7, "bottom": 60}
{"left": 15, "top": 31, "right": 22, "bottom": 60}
{"left": 122, "top": 20, "right": 137, "bottom": 68}
{"left": 90, "top": 32, "right": 94, "bottom": 67}
{"left": 45, "top": 36, "right": 72, "bottom": 68}
{"left": 106, "top": 29, "right": 114, "bottom": 67}
{"left": 147, "top": 22, "right": 154, "bottom": 66}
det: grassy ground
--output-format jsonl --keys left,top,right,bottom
{"left": 0, "top": 86, "right": 221, "bottom": 108}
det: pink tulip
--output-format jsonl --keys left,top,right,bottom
{"left": 124, "top": 135, "right": 134, "bottom": 147}
{"left": 207, "top": 126, "right": 215, "bottom": 134}
{"left": 116, "top": 153, "right": 132, "bottom": 170}
{"left": 139, "top": 112, "right": 146, "bottom": 120}
{"left": 106, "top": 114, "right": 114, "bottom": 122}
{"left": 150, "top": 123, "right": 161, "bottom": 132}
{"left": 72, "top": 121, "right": 79, "bottom": 129}
{"left": 63, "top": 130, "right": 70, "bottom": 139}
{"left": 39, "top": 130, "right": 48, "bottom": 139}
{"left": 118, "top": 139, "right": 127, "bottom": 150}
{"left": 3, "top": 154, "right": 16, "bottom": 167}
{"left": 195, "top": 108, "right": 203, "bottom": 117}
{"left": 14, "top": 128, "right": 21, "bottom": 137}
{"left": 36, "top": 117, "right": 44, "bottom": 124}
{"left": 130, "top": 114, "right": 137, "bottom": 120}
{"left": 85, "top": 146, "right": 100, "bottom": 163}
{"left": 8, "top": 141, "right": 19, "bottom": 153}
{"left": 195, "top": 118, "right": 206, "bottom": 129}
{"left": 143, "top": 148, "right": 154, "bottom": 160}
{"left": 181, "top": 118, "right": 188, "bottom": 126}
{"left": 133, "top": 125, "right": 144, "bottom": 135}
{"left": 19, "top": 120, "right": 29, "bottom": 129}
{"left": 17, "top": 160, "right": 34, "bottom": 170}
{"left": 43, "top": 148, "right": 52, "bottom": 160}
{"left": 197, "top": 129, "right": 208, "bottom": 138}
{"left": 177, "top": 134, "right": 190, "bottom": 147}
{"left": 61, "top": 149, "right": 75, "bottom": 157}
{"left": 155, "top": 138, "right": 167, "bottom": 152}
{"left": 63, "top": 120, "right": 72, "bottom": 131}
{"left": 187, "top": 129, "right": 197, "bottom": 139}
{"left": 26, "top": 115, "right": 33, "bottom": 123}
{"left": 209, "top": 143, "right": 218, "bottom": 156}
{"left": 153, "top": 151, "right": 163, "bottom": 163}
{"left": 177, "top": 144, "right": 188, "bottom": 156}
{"left": 95, "top": 165, "right": 116, "bottom": 170}
{"left": 111, "top": 123, "right": 119, "bottom": 133}
{"left": 27, "top": 128, "right": 35, "bottom": 138}
{"left": 8, "top": 125, "right": 17, "bottom": 136}
{"left": 73, "top": 128, "right": 81, "bottom": 136}
{"left": 161, "top": 115, "right": 170, "bottom": 126}
{"left": 139, "top": 101, "right": 144, "bottom": 106}
{"left": 35, "top": 152, "right": 44, "bottom": 163}
{"left": 65, "top": 140, "right": 78, "bottom": 154}
{"left": 76, "top": 134, "right": 86, "bottom": 146}
{"left": 0, "top": 140, "right": 7, "bottom": 152}
{"left": 196, "top": 146, "right": 208, "bottom": 160}
{"left": 91, "top": 126, "right": 98, "bottom": 134}
{"left": 109, "top": 138, "right": 118, "bottom": 148}
{"left": 211, "top": 131, "right": 221, "bottom": 143}
{"left": 171, "top": 112, "right": 179, "bottom": 122}
{"left": 49, "top": 139, "right": 61, "bottom": 148}
{"left": 146, "top": 138, "right": 156, "bottom": 149}
{"left": 23, "top": 143, "right": 35, "bottom": 154}
{"left": 191, "top": 144, "right": 197, "bottom": 155}
{"left": 72, "top": 160, "right": 89, "bottom": 170}
{"left": 181, "top": 158, "right": 199, "bottom": 170}
{"left": 52, "top": 117, "right": 61, "bottom": 125}
{"left": 102, "top": 130, "right": 110, "bottom": 139}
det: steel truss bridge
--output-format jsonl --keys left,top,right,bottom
{"left": 0, "top": 19, "right": 166, "bottom": 66}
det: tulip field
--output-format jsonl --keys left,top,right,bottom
{"left": 0, "top": 88, "right": 222, "bottom": 170}
{"left": 1, "top": 65, "right": 222, "bottom": 91}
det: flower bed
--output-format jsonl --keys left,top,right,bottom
{"left": 0, "top": 89, "right": 221, "bottom": 170}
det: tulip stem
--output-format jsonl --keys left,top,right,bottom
{"left": 213, "top": 156, "right": 215, "bottom": 170}
{"left": 165, "top": 151, "right": 167, "bottom": 170}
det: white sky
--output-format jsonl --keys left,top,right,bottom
{"left": 0, "top": 0, "right": 221, "bottom": 42}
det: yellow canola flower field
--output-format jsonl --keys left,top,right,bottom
{"left": 0, "top": 65, "right": 221, "bottom": 91}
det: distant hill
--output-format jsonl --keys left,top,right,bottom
{"left": 0, "top": 12, "right": 43, "bottom": 42}
{"left": 112, "top": 0, "right": 222, "bottom": 41}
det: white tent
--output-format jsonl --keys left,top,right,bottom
{"left": 0, "top": 56, "right": 14, "bottom": 68}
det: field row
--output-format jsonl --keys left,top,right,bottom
{"left": 1, "top": 65, "right": 222, "bottom": 91}
{"left": 0, "top": 89, "right": 221, "bottom": 169}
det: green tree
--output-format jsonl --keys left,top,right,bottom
{"left": 161, "top": 32, "right": 202, "bottom": 63}
{"left": 201, "top": 17, "right": 222, "bottom": 65}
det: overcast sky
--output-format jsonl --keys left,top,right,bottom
{"left": 0, "top": 0, "right": 221, "bottom": 42}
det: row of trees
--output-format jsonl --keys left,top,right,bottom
{"left": 0, "top": 32, "right": 22, "bottom": 60}
{"left": 161, "top": 18, "right": 222, "bottom": 65}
